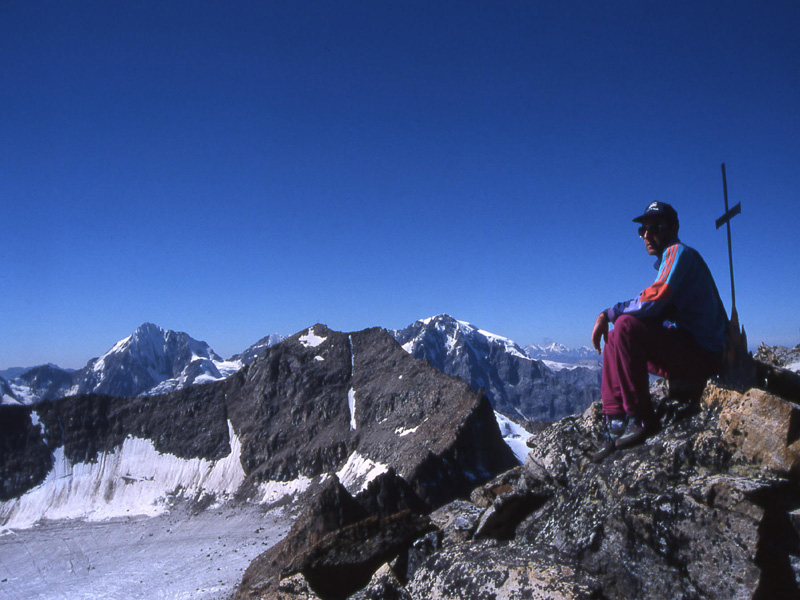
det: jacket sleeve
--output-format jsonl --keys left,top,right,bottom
{"left": 606, "top": 244, "right": 685, "bottom": 323}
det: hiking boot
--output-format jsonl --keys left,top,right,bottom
{"left": 591, "top": 440, "right": 616, "bottom": 463}
{"left": 607, "top": 416, "right": 627, "bottom": 440}
{"left": 590, "top": 415, "right": 627, "bottom": 463}
{"left": 614, "top": 418, "right": 650, "bottom": 449}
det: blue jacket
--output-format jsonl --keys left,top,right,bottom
{"left": 606, "top": 240, "right": 728, "bottom": 354}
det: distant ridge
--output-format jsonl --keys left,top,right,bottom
{"left": 3, "top": 324, "right": 284, "bottom": 404}
{"left": 391, "top": 314, "right": 601, "bottom": 421}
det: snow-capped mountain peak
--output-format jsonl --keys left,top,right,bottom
{"left": 228, "top": 333, "right": 286, "bottom": 364}
{"left": 6, "top": 325, "right": 287, "bottom": 404}
{"left": 99, "top": 322, "right": 222, "bottom": 368}
{"left": 392, "top": 314, "right": 601, "bottom": 421}
{"left": 72, "top": 323, "right": 229, "bottom": 397}
{"left": 396, "top": 314, "right": 528, "bottom": 361}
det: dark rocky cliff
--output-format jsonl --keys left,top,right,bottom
{"left": 225, "top": 325, "right": 517, "bottom": 507}
{"left": 1, "top": 384, "right": 231, "bottom": 502}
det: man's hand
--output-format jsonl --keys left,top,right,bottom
{"left": 591, "top": 312, "right": 609, "bottom": 355}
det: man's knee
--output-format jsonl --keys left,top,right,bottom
{"left": 613, "top": 315, "right": 645, "bottom": 339}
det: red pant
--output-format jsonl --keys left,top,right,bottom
{"left": 602, "top": 315, "right": 722, "bottom": 419}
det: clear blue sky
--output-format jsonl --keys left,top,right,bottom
{"left": 2, "top": 1, "right": 798, "bottom": 369}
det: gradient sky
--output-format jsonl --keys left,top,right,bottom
{"left": 2, "top": 1, "right": 798, "bottom": 370}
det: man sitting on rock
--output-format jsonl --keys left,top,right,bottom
{"left": 590, "top": 201, "right": 728, "bottom": 460}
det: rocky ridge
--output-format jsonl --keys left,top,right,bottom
{"left": 1, "top": 325, "right": 516, "bottom": 526}
{"left": 248, "top": 353, "right": 800, "bottom": 599}
{"left": 755, "top": 341, "right": 800, "bottom": 373}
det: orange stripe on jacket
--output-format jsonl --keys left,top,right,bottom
{"left": 639, "top": 281, "right": 672, "bottom": 302}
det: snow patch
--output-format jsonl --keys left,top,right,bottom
{"left": 29, "top": 410, "right": 41, "bottom": 431}
{"left": 494, "top": 411, "right": 531, "bottom": 464}
{"left": 9, "top": 382, "right": 40, "bottom": 404}
{"left": 395, "top": 425, "right": 419, "bottom": 437}
{"left": 215, "top": 359, "right": 244, "bottom": 377}
{"left": 336, "top": 452, "right": 389, "bottom": 494}
{"left": 445, "top": 331, "right": 459, "bottom": 353}
{"left": 542, "top": 360, "right": 580, "bottom": 371}
{"left": 314, "top": 356, "right": 325, "bottom": 362}
{"left": 0, "top": 421, "right": 246, "bottom": 530}
{"left": 347, "top": 334, "right": 357, "bottom": 429}
{"left": 348, "top": 388, "right": 357, "bottom": 430}
{"left": 257, "top": 475, "right": 314, "bottom": 504}
{"left": 299, "top": 327, "right": 326, "bottom": 348}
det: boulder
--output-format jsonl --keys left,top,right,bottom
{"left": 714, "top": 388, "right": 800, "bottom": 475}
{"left": 237, "top": 476, "right": 368, "bottom": 599}
{"left": 404, "top": 541, "right": 602, "bottom": 599}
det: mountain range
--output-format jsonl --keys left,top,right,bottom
{"left": 1, "top": 324, "right": 516, "bottom": 525}
{"left": 4, "top": 319, "right": 800, "bottom": 598}
{"left": 1, "top": 324, "right": 285, "bottom": 405}
{"left": 523, "top": 341, "right": 600, "bottom": 367}
{"left": 2, "top": 316, "right": 600, "bottom": 422}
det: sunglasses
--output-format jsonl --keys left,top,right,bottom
{"left": 638, "top": 222, "right": 671, "bottom": 238}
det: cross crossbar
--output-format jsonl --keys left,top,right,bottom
{"left": 715, "top": 202, "right": 741, "bottom": 230}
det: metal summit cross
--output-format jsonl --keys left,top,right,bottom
{"left": 716, "top": 163, "right": 742, "bottom": 314}
{"left": 715, "top": 162, "right": 754, "bottom": 391}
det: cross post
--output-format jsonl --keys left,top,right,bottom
{"left": 716, "top": 163, "right": 741, "bottom": 313}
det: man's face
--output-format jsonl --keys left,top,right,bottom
{"left": 639, "top": 217, "right": 677, "bottom": 256}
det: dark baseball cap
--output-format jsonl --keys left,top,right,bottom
{"left": 632, "top": 201, "right": 678, "bottom": 224}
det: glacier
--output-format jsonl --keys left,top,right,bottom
{"left": 0, "top": 421, "right": 246, "bottom": 530}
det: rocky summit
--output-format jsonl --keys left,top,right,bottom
{"left": 251, "top": 366, "right": 800, "bottom": 599}
{"left": 224, "top": 325, "right": 517, "bottom": 505}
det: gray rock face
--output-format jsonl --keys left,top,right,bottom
{"left": 0, "top": 404, "right": 51, "bottom": 501}
{"left": 1, "top": 385, "right": 232, "bottom": 503}
{"left": 753, "top": 342, "right": 800, "bottom": 404}
{"left": 392, "top": 315, "right": 601, "bottom": 421}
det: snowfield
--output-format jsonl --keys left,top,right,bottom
{"left": 0, "top": 505, "right": 293, "bottom": 600}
